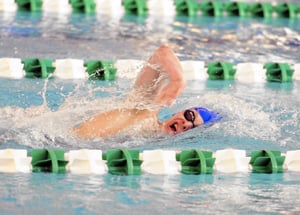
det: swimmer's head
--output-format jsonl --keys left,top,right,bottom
{"left": 161, "top": 107, "right": 221, "bottom": 135}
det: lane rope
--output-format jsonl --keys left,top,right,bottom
{"left": 0, "top": 58, "right": 299, "bottom": 82}
{"left": 0, "top": 0, "right": 299, "bottom": 19}
{"left": 0, "top": 148, "right": 299, "bottom": 175}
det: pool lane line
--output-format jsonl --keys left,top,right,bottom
{"left": 0, "top": 148, "right": 299, "bottom": 174}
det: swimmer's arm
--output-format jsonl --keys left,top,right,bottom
{"left": 153, "top": 46, "right": 185, "bottom": 105}
{"left": 73, "top": 108, "right": 156, "bottom": 139}
{"left": 74, "top": 109, "right": 133, "bottom": 138}
{"left": 134, "top": 45, "right": 185, "bottom": 105}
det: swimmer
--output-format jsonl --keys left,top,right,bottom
{"left": 74, "top": 45, "right": 220, "bottom": 139}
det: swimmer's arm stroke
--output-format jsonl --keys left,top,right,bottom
{"left": 134, "top": 45, "right": 185, "bottom": 106}
{"left": 74, "top": 108, "right": 157, "bottom": 138}
{"left": 73, "top": 45, "right": 184, "bottom": 139}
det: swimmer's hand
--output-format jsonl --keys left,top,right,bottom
{"left": 155, "top": 79, "right": 185, "bottom": 106}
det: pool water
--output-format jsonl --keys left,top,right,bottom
{"left": 1, "top": 172, "right": 300, "bottom": 214}
{"left": 0, "top": 6, "right": 300, "bottom": 215}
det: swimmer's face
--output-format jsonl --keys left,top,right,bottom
{"left": 161, "top": 109, "right": 204, "bottom": 135}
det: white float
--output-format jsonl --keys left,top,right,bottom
{"left": 214, "top": 149, "right": 250, "bottom": 173}
{"left": 148, "top": 0, "right": 176, "bottom": 17}
{"left": 140, "top": 150, "right": 180, "bottom": 174}
{"left": 0, "top": 149, "right": 32, "bottom": 173}
{"left": 53, "top": 59, "right": 88, "bottom": 79}
{"left": 236, "top": 63, "right": 266, "bottom": 83}
{"left": 293, "top": 64, "right": 300, "bottom": 81}
{"left": 0, "top": 0, "right": 17, "bottom": 12}
{"left": 42, "top": 0, "right": 72, "bottom": 13}
{"left": 95, "top": 0, "right": 124, "bottom": 15}
{"left": 65, "top": 149, "right": 107, "bottom": 174}
{"left": 0, "top": 58, "right": 25, "bottom": 79}
{"left": 284, "top": 150, "right": 300, "bottom": 172}
{"left": 181, "top": 61, "right": 207, "bottom": 80}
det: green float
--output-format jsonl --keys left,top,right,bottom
{"left": 207, "top": 62, "right": 236, "bottom": 80}
{"left": 250, "top": 150, "right": 285, "bottom": 173}
{"left": 224, "top": 2, "right": 249, "bottom": 17}
{"left": 15, "top": 0, "right": 42, "bottom": 11}
{"left": 199, "top": 1, "right": 224, "bottom": 16}
{"left": 69, "top": 0, "right": 96, "bottom": 14}
{"left": 122, "top": 0, "right": 148, "bottom": 15}
{"left": 175, "top": 0, "right": 199, "bottom": 16}
{"left": 264, "top": 62, "right": 294, "bottom": 82}
{"left": 22, "top": 58, "right": 55, "bottom": 78}
{"left": 275, "top": 3, "right": 299, "bottom": 18}
{"left": 250, "top": 3, "right": 273, "bottom": 18}
{"left": 29, "top": 149, "right": 68, "bottom": 173}
{"left": 176, "top": 150, "right": 215, "bottom": 174}
{"left": 102, "top": 149, "right": 142, "bottom": 175}
{"left": 85, "top": 60, "right": 117, "bottom": 80}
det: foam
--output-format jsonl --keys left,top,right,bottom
{"left": 192, "top": 92, "right": 281, "bottom": 142}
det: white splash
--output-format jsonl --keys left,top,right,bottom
{"left": 192, "top": 92, "right": 281, "bottom": 142}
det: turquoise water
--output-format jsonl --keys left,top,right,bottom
{"left": 0, "top": 9, "right": 300, "bottom": 215}
{"left": 1, "top": 173, "right": 300, "bottom": 214}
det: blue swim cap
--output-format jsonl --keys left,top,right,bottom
{"left": 193, "top": 107, "right": 222, "bottom": 124}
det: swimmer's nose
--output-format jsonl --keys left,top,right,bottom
{"left": 182, "top": 125, "right": 187, "bottom": 131}
{"left": 182, "top": 121, "right": 191, "bottom": 131}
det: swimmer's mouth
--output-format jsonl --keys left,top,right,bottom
{"left": 170, "top": 123, "right": 177, "bottom": 133}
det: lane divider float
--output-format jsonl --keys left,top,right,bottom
{"left": 0, "top": 148, "right": 299, "bottom": 175}
{"left": 0, "top": 58, "right": 299, "bottom": 83}
{"left": 0, "top": 0, "right": 299, "bottom": 19}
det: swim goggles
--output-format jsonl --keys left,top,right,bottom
{"left": 183, "top": 109, "right": 196, "bottom": 128}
